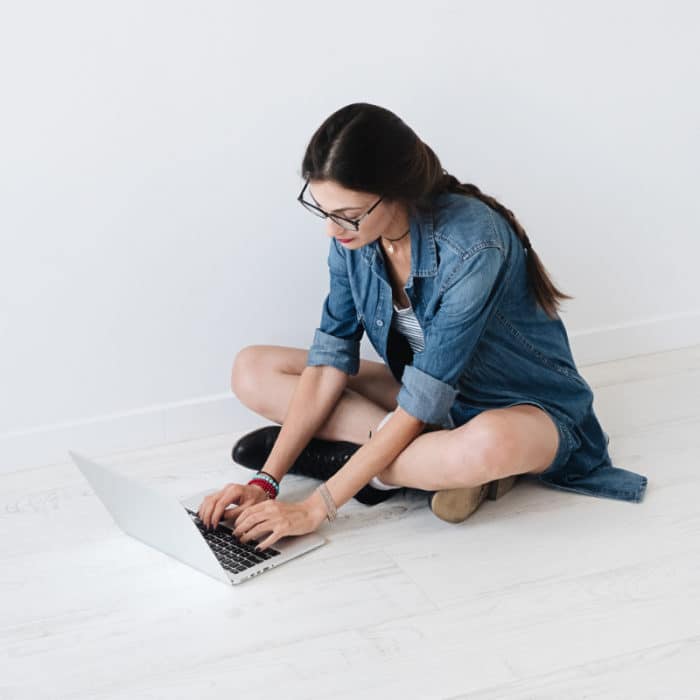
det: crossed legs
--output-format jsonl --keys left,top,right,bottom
{"left": 231, "top": 345, "right": 560, "bottom": 492}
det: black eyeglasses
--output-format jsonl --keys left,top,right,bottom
{"left": 297, "top": 178, "right": 383, "bottom": 231}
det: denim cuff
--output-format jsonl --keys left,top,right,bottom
{"left": 396, "top": 364, "right": 458, "bottom": 427}
{"left": 306, "top": 328, "right": 361, "bottom": 376}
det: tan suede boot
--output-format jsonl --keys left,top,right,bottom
{"left": 428, "top": 475, "right": 519, "bottom": 523}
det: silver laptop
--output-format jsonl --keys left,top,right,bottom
{"left": 68, "top": 450, "right": 327, "bottom": 586}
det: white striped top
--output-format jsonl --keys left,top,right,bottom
{"left": 391, "top": 299, "right": 425, "bottom": 353}
{"left": 391, "top": 299, "right": 456, "bottom": 430}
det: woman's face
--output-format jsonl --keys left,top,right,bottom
{"left": 307, "top": 179, "right": 405, "bottom": 250}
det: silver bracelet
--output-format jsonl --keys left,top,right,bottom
{"left": 317, "top": 482, "right": 338, "bottom": 522}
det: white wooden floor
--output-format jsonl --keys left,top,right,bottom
{"left": 2, "top": 344, "right": 700, "bottom": 699}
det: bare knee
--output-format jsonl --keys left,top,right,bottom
{"left": 446, "top": 423, "right": 514, "bottom": 484}
{"left": 231, "top": 345, "right": 267, "bottom": 401}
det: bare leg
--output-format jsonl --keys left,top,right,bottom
{"left": 256, "top": 370, "right": 483, "bottom": 491}
{"left": 229, "top": 346, "right": 566, "bottom": 492}
{"left": 233, "top": 351, "right": 487, "bottom": 492}
{"left": 272, "top": 379, "right": 391, "bottom": 447}
{"left": 372, "top": 428, "right": 488, "bottom": 491}
{"left": 233, "top": 351, "right": 394, "bottom": 445}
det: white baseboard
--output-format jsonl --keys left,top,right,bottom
{"left": 569, "top": 309, "right": 700, "bottom": 366}
{"left": 0, "top": 393, "right": 262, "bottom": 475}
{"left": 2, "top": 309, "right": 699, "bottom": 474}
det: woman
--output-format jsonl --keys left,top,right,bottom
{"left": 197, "top": 103, "right": 648, "bottom": 551}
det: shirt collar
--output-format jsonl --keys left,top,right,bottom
{"left": 362, "top": 204, "right": 437, "bottom": 278}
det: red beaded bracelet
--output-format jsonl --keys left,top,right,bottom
{"left": 248, "top": 477, "right": 277, "bottom": 499}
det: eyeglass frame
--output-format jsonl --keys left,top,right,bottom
{"left": 297, "top": 178, "right": 384, "bottom": 232}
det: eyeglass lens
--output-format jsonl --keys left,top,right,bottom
{"left": 301, "top": 188, "right": 358, "bottom": 230}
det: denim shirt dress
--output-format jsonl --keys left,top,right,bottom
{"left": 306, "top": 192, "right": 648, "bottom": 504}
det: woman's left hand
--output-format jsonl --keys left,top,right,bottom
{"left": 228, "top": 495, "right": 326, "bottom": 551}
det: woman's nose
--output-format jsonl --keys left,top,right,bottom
{"left": 326, "top": 220, "right": 347, "bottom": 237}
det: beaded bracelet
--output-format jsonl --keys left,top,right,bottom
{"left": 247, "top": 470, "right": 279, "bottom": 500}
{"left": 259, "top": 470, "right": 279, "bottom": 489}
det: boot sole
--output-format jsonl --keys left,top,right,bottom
{"left": 429, "top": 474, "right": 518, "bottom": 523}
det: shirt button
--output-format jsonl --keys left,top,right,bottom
{"left": 376, "top": 319, "right": 384, "bottom": 327}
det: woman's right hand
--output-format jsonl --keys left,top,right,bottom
{"left": 197, "top": 482, "right": 270, "bottom": 530}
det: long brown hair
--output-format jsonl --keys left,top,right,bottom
{"left": 300, "top": 102, "right": 573, "bottom": 319}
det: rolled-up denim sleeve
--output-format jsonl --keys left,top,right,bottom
{"left": 396, "top": 244, "right": 507, "bottom": 426}
{"left": 306, "top": 238, "right": 364, "bottom": 376}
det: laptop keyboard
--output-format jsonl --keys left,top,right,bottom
{"left": 185, "top": 508, "right": 281, "bottom": 574}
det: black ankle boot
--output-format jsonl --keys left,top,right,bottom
{"left": 231, "top": 425, "right": 400, "bottom": 506}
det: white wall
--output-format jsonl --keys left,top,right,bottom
{"left": 1, "top": 0, "right": 698, "bottom": 471}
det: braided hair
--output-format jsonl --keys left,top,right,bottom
{"left": 301, "top": 103, "right": 574, "bottom": 319}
